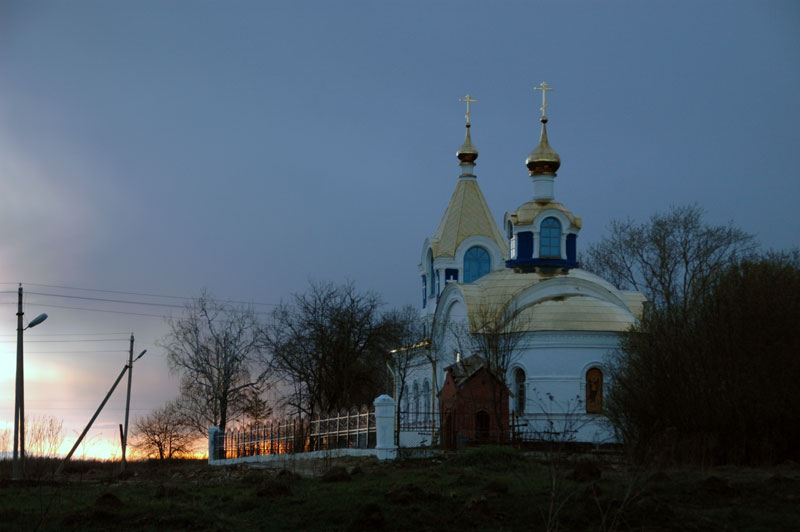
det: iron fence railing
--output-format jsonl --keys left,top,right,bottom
{"left": 216, "top": 407, "right": 376, "bottom": 460}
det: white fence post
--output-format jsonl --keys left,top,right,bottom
{"left": 374, "top": 394, "right": 397, "bottom": 461}
{"left": 208, "top": 426, "right": 220, "bottom": 463}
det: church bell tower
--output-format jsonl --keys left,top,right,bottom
{"left": 505, "top": 82, "right": 581, "bottom": 271}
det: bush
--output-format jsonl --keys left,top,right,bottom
{"left": 606, "top": 252, "right": 800, "bottom": 466}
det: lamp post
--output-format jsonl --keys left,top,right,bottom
{"left": 12, "top": 284, "right": 48, "bottom": 479}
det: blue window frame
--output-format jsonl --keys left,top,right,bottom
{"left": 540, "top": 217, "right": 562, "bottom": 258}
{"left": 464, "top": 246, "right": 491, "bottom": 283}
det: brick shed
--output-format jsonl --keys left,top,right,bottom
{"left": 438, "top": 355, "right": 511, "bottom": 450}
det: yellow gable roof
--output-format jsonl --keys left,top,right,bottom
{"left": 430, "top": 179, "right": 507, "bottom": 259}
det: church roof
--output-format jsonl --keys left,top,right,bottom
{"left": 443, "top": 354, "right": 508, "bottom": 391}
{"left": 430, "top": 178, "right": 507, "bottom": 259}
{"left": 508, "top": 199, "right": 582, "bottom": 228}
{"left": 453, "top": 268, "right": 645, "bottom": 333}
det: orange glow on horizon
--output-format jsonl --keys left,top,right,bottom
{"left": 52, "top": 435, "right": 207, "bottom": 461}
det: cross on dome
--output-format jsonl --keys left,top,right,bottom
{"left": 534, "top": 81, "right": 553, "bottom": 118}
{"left": 459, "top": 93, "right": 477, "bottom": 125}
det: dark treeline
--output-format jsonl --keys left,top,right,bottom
{"left": 586, "top": 205, "right": 799, "bottom": 466}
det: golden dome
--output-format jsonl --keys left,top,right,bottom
{"left": 525, "top": 117, "right": 560, "bottom": 175}
{"left": 456, "top": 124, "right": 478, "bottom": 164}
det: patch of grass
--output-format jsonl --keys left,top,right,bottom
{"left": 1, "top": 457, "right": 799, "bottom": 531}
{"left": 444, "top": 445, "right": 526, "bottom": 470}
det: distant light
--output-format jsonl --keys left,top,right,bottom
{"left": 134, "top": 349, "right": 147, "bottom": 362}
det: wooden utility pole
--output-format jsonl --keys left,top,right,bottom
{"left": 121, "top": 334, "right": 134, "bottom": 471}
{"left": 12, "top": 285, "right": 23, "bottom": 478}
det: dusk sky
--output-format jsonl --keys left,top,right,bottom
{"left": 1, "top": 1, "right": 798, "bottom": 458}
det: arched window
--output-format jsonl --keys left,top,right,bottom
{"left": 402, "top": 385, "right": 409, "bottom": 423}
{"left": 422, "top": 380, "right": 431, "bottom": 423}
{"left": 586, "top": 368, "right": 603, "bottom": 413}
{"left": 464, "top": 246, "right": 491, "bottom": 283}
{"left": 413, "top": 382, "right": 420, "bottom": 423}
{"left": 514, "top": 368, "right": 526, "bottom": 414}
{"left": 507, "top": 221, "right": 517, "bottom": 259}
{"left": 429, "top": 252, "right": 435, "bottom": 297}
{"left": 540, "top": 217, "right": 562, "bottom": 258}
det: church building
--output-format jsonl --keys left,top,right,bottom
{"left": 397, "top": 85, "right": 645, "bottom": 446}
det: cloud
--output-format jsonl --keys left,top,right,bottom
{"left": 0, "top": 123, "right": 107, "bottom": 282}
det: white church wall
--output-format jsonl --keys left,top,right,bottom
{"left": 511, "top": 331, "right": 619, "bottom": 443}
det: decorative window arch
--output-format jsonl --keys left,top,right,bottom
{"left": 586, "top": 368, "right": 603, "bottom": 413}
{"left": 464, "top": 246, "right": 491, "bottom": 283}
{"left": 513, "top": 368, "right": 526, "bottom": 414}
{"left": 540, "top": 217, "right": 562, "bottom": 258}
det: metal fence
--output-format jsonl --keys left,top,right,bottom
{"left": 216, "top": 406, "right": 376, "bottom": 459}
{"left": 397, "top": 409, "right": 438, "bottom": 431}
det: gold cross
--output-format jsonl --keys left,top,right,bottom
{"left": 534, "top": 81, "right": 554, "bottom": 117}
{"left": 459, "top": 93, "right": 477, "bottom": 125}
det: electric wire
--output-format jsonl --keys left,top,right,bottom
{"left": 24, "top": 291, "right": 187, "bottom": 309}
{"left": 0, "top": 338, "right": 130, "bottom": 344}
{"left": 0, "top": 332, "right": 131, "bottom": 337}
{"left": 2, "top": 282, "right": 279, "bottom": 307}
{"left": 23, "top": 350, "right": 130, "bottom": 354}
{"left": 0, "top": 301, "right": 170, "bottom": 318}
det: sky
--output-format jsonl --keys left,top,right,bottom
{"left": 1, "top": 1, "right": 798, "bottom": 458}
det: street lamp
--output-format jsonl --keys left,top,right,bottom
{"left": 12, "top": 284, "right": 48, "bottom": 479}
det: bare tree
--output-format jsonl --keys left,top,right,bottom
{"left": 385, "top": 305, "right": 426, "bottom": 399}
{"left": 238, "top": 387, "right": 273, "bottom": 426}
{"left": 606, "top": 251, "right": 800, "bottom": 466}
{"left": 133, "top": 402, "right": 195, "bottom": 460}
{"left": 582, "top": 204, "right": 757, "bottom": 313}
{"left": 0, "top": 427, "right": 9, "bottom": 456}
{"left": 464, "top": 302, "right": 528, "bottom": 376}
{"left": 25, "top": 415, "right": 65, "bottom": 459}
{"left": 386, "top": 305, "right": 430, "bottom": 443}
{"left": 264, "top": 281, "right": 402, "bottom": 417}
{"left": 162, "top": 291, "right": 270, "bottom": 435}
{"left": 459, "top": 302, "right": 529, "bottom": 436}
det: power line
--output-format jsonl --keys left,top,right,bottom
{"left": 0, "top": 332, "right": 131, "bottom": 337}
{"left": 0, "top": 301, "right": 169, "bottom": 318}
{"left": 10, "top": 281, "right": 280, "bottom": 307}
{"left": 0, "top": 339, "right": 127, "bottom": 343}
{"left": 25, "top": 291, "right": 187, "bottom": 309}
{"left": 24, "top": 350, "right": 130, "bottom": 354}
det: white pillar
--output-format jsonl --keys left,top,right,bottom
{"left": 208, "top": 426, "right": 220, "bottom": 463}
{"left": 532, "top": 174, "right": 554, "bottom": 201}
{"left": 373, "top": 394, "right": 397, "bottom": 461}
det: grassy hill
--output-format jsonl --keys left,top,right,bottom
{"left": 2, "top": 448, "right": 799, "bottom": 531}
